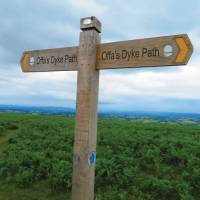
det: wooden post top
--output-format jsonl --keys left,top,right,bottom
{"left": 80, "top": 16, "right": 101, "bottom": 33}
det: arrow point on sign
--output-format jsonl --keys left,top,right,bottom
{"left": 20, "top": 53, "right": 30, "bottom": 72}
{"left": 175, "top": 35, "right": 193, "bottom": 64}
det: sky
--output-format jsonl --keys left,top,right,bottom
{"left": 0, "top": 0, "right": 200, "bottom": 113}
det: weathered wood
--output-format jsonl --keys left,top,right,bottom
{"left": 20, "top": 46, "right": 79, "bottom": 72}
{"left": 96, "top": 34, "right": 193, "bottom": 69}
{"left": 72, "top": 17, "right": 101, "bottom": 200}
{"left": 20, "top": 34, "right": 193, "bottom": 72}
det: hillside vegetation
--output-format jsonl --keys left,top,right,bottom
{"left": 0, "top": 112, "right": 199, "bottom": 200}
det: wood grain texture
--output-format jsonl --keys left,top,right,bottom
{"left": 21, "top": 46, "right": 79, "bottom": 72}
{"left": 72, "top": 29, "right": 100, "bottom": 200}
{"left": 96, "top": 34, "right": 193, "bottom": 69}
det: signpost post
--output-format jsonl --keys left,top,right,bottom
{"left": 20, "top": 16, "right": 193, "bottom": 200}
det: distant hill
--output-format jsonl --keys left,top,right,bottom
{"left": 0, "top": 105, "right": 75, "bottom": 116}
{"left": 1, "top": 104, "right": 200, "bottom": 125}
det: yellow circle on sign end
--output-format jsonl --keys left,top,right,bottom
{"left": 20, "top": 53, "right": 30, "bottom": 72}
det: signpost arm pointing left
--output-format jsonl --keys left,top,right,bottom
{"left": 20, "top": 47, "right": 79, "bottom": 72}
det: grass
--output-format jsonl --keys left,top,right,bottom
{"left": 0, "top": 181, "right": 70, "bottom": 200}
{"left": 0, "top": 112, "right": 199, "bottom": 200}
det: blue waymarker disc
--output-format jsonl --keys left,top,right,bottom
{"left": 88, "top": 152, "right": 96, "bottom": 167}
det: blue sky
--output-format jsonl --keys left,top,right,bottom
{"left": 0, "top": 0, "right": 200, "bottom": 113}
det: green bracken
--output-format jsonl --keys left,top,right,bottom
{"left": 0, "top": 112, "right": 199, "bottom": 200}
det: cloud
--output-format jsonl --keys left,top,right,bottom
{"left": 0, "top": 0, "right": 81, "bottom": 67}
{"left": 68, "top": 0, "right": 108, "bottom": 16}
{"left": 99, "top": 58, "right": 200, "bottom": 102}
{"left": 0, "top": 0, "right": 200, "bottom": 113}
{"left": 189, "top": 27, "right": 200, "bottom": 59}
{"left": 0, "top": 67, "right": 77, "bottom": 107}
{"left": 100, "top": 0, "right": 200, "bottom": 44}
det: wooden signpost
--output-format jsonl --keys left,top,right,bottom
{"left": 21, "top": 46, "right": 79, "bottom": 72}
{"left": 96, "top": 34, "right": 193, "bottom": 69}
{"left": 20, "top": 16, "right": 193, "bottom": 200}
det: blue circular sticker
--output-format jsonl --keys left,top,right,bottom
{"left": 88, "top": 152, "right": 96, "bottom": 167}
